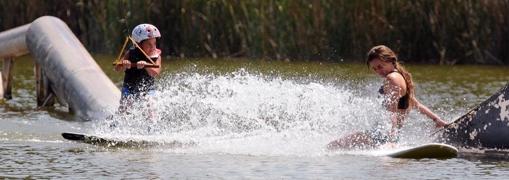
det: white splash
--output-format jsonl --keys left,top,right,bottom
{"left": 92, "top": 68, "right": 438, "bottom": 156}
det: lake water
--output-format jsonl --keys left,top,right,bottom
{"left": 1, "top": 56, "right": 509, "bottom": 179}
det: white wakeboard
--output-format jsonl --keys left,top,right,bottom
{"left": 387, "top": 143, "right": 458, "bottom": 159}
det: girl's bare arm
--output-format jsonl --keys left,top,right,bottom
{"left": 413, "top": 97, "right": 448, "bottom": 127}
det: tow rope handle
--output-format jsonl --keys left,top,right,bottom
{"left": 112, "top": 36, "right": 159, "bottom": 68}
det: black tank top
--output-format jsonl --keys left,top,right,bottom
{"left": 123, "top": 48, "right": 156, "bottom": 94}
{"left": 378, "top": 71, "right": 409, "bottom": 109}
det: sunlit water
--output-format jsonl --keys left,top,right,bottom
{"left": 2, "top": 56, "right": 509, "bottom": 179}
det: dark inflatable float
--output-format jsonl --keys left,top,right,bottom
{"left": 442, "top": 83, "right": 509, "bottom": 149}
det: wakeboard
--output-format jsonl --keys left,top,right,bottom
{"left": 387, "top": 143, "right": 458, "bottom": 159}
{"left": 62, "top": 132, "right": 195, "bottom": 148}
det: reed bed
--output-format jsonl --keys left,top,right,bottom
{"left": 1, "top": 0, "right": 507, "bottom": 64}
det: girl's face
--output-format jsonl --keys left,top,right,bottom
{"left": 369, "top": 58, "right": 395, "bottom": 77}
{"left": 140, "top": 38, "right": 157, "bottom": 54}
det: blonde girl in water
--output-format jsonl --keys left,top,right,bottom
{"left": 327, "top": 45, "right": 448, "bottom": 150}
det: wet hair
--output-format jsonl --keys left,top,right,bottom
{"left": 366, "top": 45, "right": 415, "bottom": 107}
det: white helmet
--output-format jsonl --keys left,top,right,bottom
{"left": 131, "top": 24, "right": 161, "bottom": 43}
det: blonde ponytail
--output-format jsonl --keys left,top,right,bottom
{"left": 367, "top": 45, "right": 416, "bottom": 107}
{"left": 393, "top": 61, "right": 415, "bottom": 107}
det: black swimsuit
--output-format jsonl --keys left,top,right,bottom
{"left": 367, "top": 71, "right": 407, "bottom": 145}
{"left": 378, "top": 71, "right": 409, "bottom": 110}
{"left": 121, "top": 48, "right": 157, "bottom": 98}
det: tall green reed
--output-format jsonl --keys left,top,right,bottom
{"left": 0, "top": 0, "right": 507, "bottom": 64}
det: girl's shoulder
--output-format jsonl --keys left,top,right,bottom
{"left": 385, "top": 72, "right": 405, "bottom": 86}
{"left": 386, "top": 71, "right": 404, "bottom": 81}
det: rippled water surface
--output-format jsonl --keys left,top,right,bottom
{"left": 1, "top": 56, "right": 509, "bottom": 179}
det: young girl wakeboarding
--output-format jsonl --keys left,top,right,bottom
{"left": 327, "top": 45, "right": 448, "bottom": 150}
{"left": 114, "top": 24, "right": 162, "bottom": 115}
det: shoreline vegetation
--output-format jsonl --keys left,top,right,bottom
{"left": 1, "top": 0, "right": 508, "bottom": 65}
